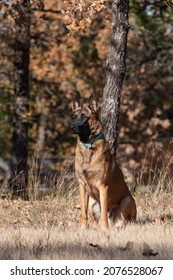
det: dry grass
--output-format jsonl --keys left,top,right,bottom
{"left": 0, "top": 191, "right": 173, "bottom": 260}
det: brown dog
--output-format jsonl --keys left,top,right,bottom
{"left": 71, "top": 95, "right": 136, "bottom": 230}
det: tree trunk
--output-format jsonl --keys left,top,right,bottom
{"left": 11, "top": 0, "right": 31, "bottom": 198}
{"left": 37, "top": 97, "right": 49, "bottom": 155}
{"left": 101, "top": 0, "right": 129, "bottom": 158}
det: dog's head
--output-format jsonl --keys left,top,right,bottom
{"left": 71, "top": 95, "right": 102, "bottom": 142}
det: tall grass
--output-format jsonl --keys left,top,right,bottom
{"left": 27, "top": 153, "right": 77, "bottom": 200}
{"left": 136, "top": 140, "right": 173, "bottom": 194}
{"left": 1, "top": 141, "right": 173, "bottom": 200}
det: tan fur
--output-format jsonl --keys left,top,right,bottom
{"left": 73, "top": 99, "right": 136, "bottom": 230}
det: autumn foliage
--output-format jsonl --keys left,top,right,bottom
{"left": 0, "top": 0, "right": 173, "bottom": 185}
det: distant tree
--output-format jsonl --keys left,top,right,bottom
{"left": 101, "top": 0, "right": 129, "bottom": 158}
{"left": 10, "top": 0, "right": 31, "bottom": 198}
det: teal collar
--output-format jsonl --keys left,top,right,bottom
{"left": 81, "top": 133, "right": 102, "bottom": 149}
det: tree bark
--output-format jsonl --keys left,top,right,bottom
{"left": 11, "top": 0, "right": 31, "bottom": 198}
{"left": 101, "top": 0, "right": 129, "bottom": 158}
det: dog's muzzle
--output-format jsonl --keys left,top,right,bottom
{"left": 71, "top": 120, "right": 87, "bottom": 133}
{"left": 71, "top": 118, "right": 88, "bottom": 134}
{"left": 71, "top": 123, "right": 81, "bottom": 134}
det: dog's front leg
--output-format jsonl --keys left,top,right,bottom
{"left": 79, "top": 183, "right": 89, "bottom": 229}
{"left": 99, "top": 184, "right": 109, "bottom": 230}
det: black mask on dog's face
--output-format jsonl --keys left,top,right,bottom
{"left": 71, "top": 109, "right": 91, "bottom": 142}
{"left": 71, "top": 95, "right": 100, "bottom": 143}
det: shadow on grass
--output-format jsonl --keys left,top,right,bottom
{"left": 0, "top": 240, "right": 172, "bottom": 260}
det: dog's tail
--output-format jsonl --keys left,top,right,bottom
{"left": 89, "top": 198, "right": 113, "bottom": 224}
{"left": 89, "top": 196, "right": 136, "bottom": 227}
{"left": 92, "top": 201, "right": 101, "bottom": 221}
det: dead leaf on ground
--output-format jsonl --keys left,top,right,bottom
{"left": 74, "top": 204, "right": 81, "bottom": 209}
{"left": 118, "top": 241, "right": 134, "bottom": 251}
{"left": 142, "top": 242, "right": 158, "bottom": 257}
{"left": 87, "top": 243, "right": 102, "bottom": 251}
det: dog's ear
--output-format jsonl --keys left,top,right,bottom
{"left": 72, "top": 97, "right": 81, "bottom": 111}
{"left": 88, "top": 94, "right": 98, "bottom": 112}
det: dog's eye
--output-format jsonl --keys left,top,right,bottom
{"left": 81, "top": 114, "right": 87, "bottom": 120}
{"left": 72, "top": 114, "right": 77, "bottom": 119}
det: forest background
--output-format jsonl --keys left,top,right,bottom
{"left": 0, "top": 0, "right": 173, "bottom": 195}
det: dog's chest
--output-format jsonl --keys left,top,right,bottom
{"left": 78, "top": 169, "right": 100, "bottom": 200}
{"left": 75, "top": 145, "right": 105, "bottom": 200}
